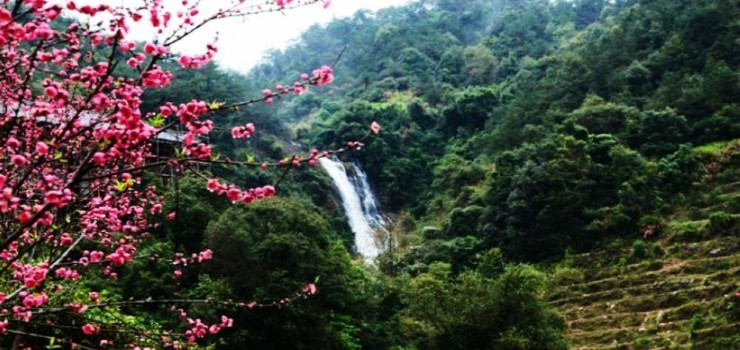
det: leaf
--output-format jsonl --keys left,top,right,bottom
{"left": 245, "top": 153, "right": 256, "bottom": 164}
{"left": 115, "top": 180, "right": 126, "bottom": 192}
{"left": 209, "top": 101, "right": 222, "bottom": 110}
{"left": 147, "top": 113, "right": 165, "bottom": 128}
{"left": 47, "top": 337, "right": 61, "bottom": 349}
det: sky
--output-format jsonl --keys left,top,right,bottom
{"left": 61, "top": 0, "right": 414, "bottom": 73}
{"left": 203, "top": 0, "right": 414, "bottom": 72}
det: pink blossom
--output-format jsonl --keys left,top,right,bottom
{"left": 126, "top": 57, "right": 139, "bottom": 68}
{"left": 44, "top": 190, "right": 64, "bottom": 207}
{"left": 263, "top": 185, "right": 276, "bottom": 197}
{"left": 82, "top": 323, "right": 100, "bottom": 335}
{"left": 17, "top": 211, "right": 33, "bottom": 224}
{"left": 11, "top": 155, "right": 27, "bottom": 167}
{"left": 5, "top": 136, "right": 21, "bottom": 149}
{"left": 92, "top": 152, "right": 106, "bottom": 165}
{"left": 221, "top": 315, "right": 234, "bottom": 328}
{"left": 0, "top": 8, "right": 11, "bottom": 23}
{"left": 58, "top": 233, "right": 73, "bottom": 245}
{"left": 178, "top": 55, "right": 192, "bottom": 68}
{"left": 226, "top": 187, "right": 242, "bottom": 202}
{"left": 35, "top": 142, "right": 49, "bottom": 155}
{"left": 89, "top": 251, "right": 104, "bottom": 263}
{"left": 144, "top": 42, "right": 157, "bottom": 54}
{"left": 22, "top": 293, "right": 48, "bottom": 308}
{"left": 312, "top": 65, "right": 334, "bottom": 86}
{"left": 197, "top": 249, "right": 213, "bottom": 262}
{"left": 370, "top": 121, "right": 381, "bottom": 134}
{"left": 207, "top": 179, "right": 220, "bottom": 192}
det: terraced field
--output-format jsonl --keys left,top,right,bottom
{"left": 550, "top": 236, "right": 739, "bottom": 349}
{"left": 550, "top": 143, "right": 740, "bottom": 349}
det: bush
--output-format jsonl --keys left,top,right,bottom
{"left": 632, "top": 239, "right": 649, "bottom": 260}
{"left": 553, "top": 266, "right": 585, "bottom": 285}
{"left": 667, "top": 220, "right": 708, "bottom": 242}
{"left": 650, "top": 242, "right": 665, "bottom": 257}
{"left": 708, "top": 211, "right": 736, "bottom": 234}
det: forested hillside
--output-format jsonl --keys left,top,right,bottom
{"left": 72, "top": 0, "right": 740, "bottom": 348}
{"left": 232, "top": 0, "right": 739, "bottom": 348}
{"left": 2, "top": 0, "right": 736, "bottom": 348}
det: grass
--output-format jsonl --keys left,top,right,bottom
{"left": 693, "top": 139, "right": 740, "bottom": 157}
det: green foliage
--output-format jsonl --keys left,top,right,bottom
{"left": 108, "top": 0, "right": 740, "bottom": 347}
{"left": 708, "top": 211, "right": 736, "bottom": 235}
{"left": 667, "top": 220, "right": 709, "bottom": 243}
{"left": 397, "top": 264, "right": 567, "bottom": 350}
{"left": 631, "top": 239, "right": 649, "bottom": 260}
{"left": 199, "top": 197, "right": 387, "bottom": 349}
{"left": 552, "top": 266, "right": 584, "bottom": 285}
{"left": 631, "top": 239, "right": 664, "bottom": 261}
{"left": 477, "top": 247, "right": 506, "bottom": 278}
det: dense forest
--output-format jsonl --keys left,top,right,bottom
{"left": 125, "top": 0, "right": 740, "bottom": 348}
{"left": 146, "top": 0, "right": 739, "bottom": 348}
{"left": 2, "top": 0, "right": 737, "bottom": 348}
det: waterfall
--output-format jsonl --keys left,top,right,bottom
{"left": 319, "top": 158, "right": 388, "bottom": 264}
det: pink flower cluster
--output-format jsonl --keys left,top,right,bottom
{"left": 0, "top": 0, "right": 338, "bottom": 346}
{"left": 55, "top": 267, "right": 80, "bottom": 280}
{"left": 12, "top": 262, "right": 49, "bottom": 289}
{"left": 231, "top": 123, "right": 256, "bottom": 139}
{"left": 312, "top": 65, "right": 334, "bottom": 86}
{"left": 178, "top": 43, "right": 218, "bottom": 69}
{"left": 206, "top": 179, "right": 276, "bottom": 204}
{"left": 172, "top": 249, "right": 213, "bottom": 266}
{"left": 184, "top": 315, "right": 234, "bottom": 344}
{"left": 82, "top": 323, "right": 100, "bottom": 335}
{"left": 21, "top": 292, "right": 48, "bottom": 308}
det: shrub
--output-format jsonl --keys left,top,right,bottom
{"left": 667, "top": 220, "right": 708, "bottom": 242}
{"left": 553, "top": 266, "right": 585, "bottom": 285}
{"left": 632, "top": 239, "right": 650, "bottom": 260}
{"left": 708, "top": 211, "right": 736, "bottom": 234}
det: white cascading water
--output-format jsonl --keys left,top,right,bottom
{"left": 319, "top": 157, "right": 388, "bottom": 264}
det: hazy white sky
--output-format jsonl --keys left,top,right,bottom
{"left": 207, "top": 0, "right": 410, "bottom": 71}
{"left": 186, "top": 0, "right": 414, "bottom": 72}
{"left": 62, "top": 0, "right": 413, "bottom": 73}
